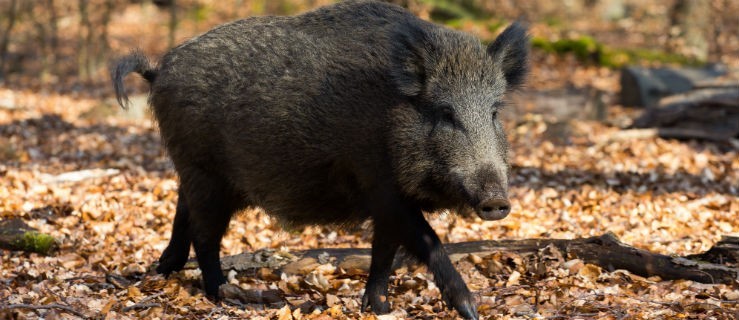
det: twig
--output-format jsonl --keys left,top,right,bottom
{"left": 121, "top": 292, "right": 166, "bottom": 312}
{"left": 0, "top": 303, "right": 88, "bottom": 319}
{"left": 138, "top": 291, "right": 165, "bottom": 304}
{"left": 546, "top": 313, "right": 601, "bottom": 319}
{"left": 63, "top": 275, "right": 105, "bottom": 282}
{"left": 477, "top": 284, "right": 531, "bottom": 295}
{"left": 121, "top": 303, "right": 161, "bottom": 312}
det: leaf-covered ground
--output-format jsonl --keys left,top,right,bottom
{"left": 2, "top": 2, "right": 739, "bottom": 319}
{"left": 1, "top": 84, "right": 737, "bottom": 319}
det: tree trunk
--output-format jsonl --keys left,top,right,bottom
{"left": 168, "top": 0, "right": 177, "bottom": 48}
{"left": 46, "top": 0, "right": 59, "bottom": 77}
{"left": 96, "top": 0, "right": 115, "bottom": 73}
{"left": 667, "top": 0, "right": 710, "bottom": 61}
{"left": 0, "top": 0, "right": 19, "bottom": 80}
{"left": 78, "top": 0, "right": 91, "bottom": 80}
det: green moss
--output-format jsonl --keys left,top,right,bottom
{"left": 251, "top": 1, "right": 265, "bottom": 15}
{"left": 598, "top": 47, "right": 631, "bottom": 68}
{"left": 17, "top": 231, "right": 57, "bottom": 255}
{"left": 532, "top": 36, "right": 703, "bottom": 68}
{"left": 187, "top": 4, "right": 211, "bottom": 23}
{"left": 533, "top": 36, "right": 600, "bottom": 58}
{"left": 626, "top": 48, "right": 702, "bottom": 66}
{"left": 557, "top": 36, "right": 599, "bottom": 60}
{"left": 441, "top": 17, "right": 505, "bottom": 37}
{"left": 443, "top": 18, "right": 467, "bottom": 29}
{"left": 544, "top": 17, "right": 563, "bottom": 28}
{"left": 486, "top": 20, "right": 505, "bottom": 34}
{"left": 275, "top": 1, "right": 299, "bottom": 15}
{"left": 420, "top": 0, "right": 489, "bottom": 22}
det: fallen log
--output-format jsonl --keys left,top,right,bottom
{"left": 173, "top": 233, "right": 739, "bottom": 286}
{"left": 619, "top": 65, "right": 729, "bottom": 108}
{"left": 619, "top": 64, "right": 739, "bottom": 143}
{"left": 687, "top": 235, "right": 739, "bottom": 264}
{"left": 630, "top": 87, "right": 739, "bottom": 143}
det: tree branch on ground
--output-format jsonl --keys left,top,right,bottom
{"left": 0, "top": 303, "right": 88, "bottom": 319}
{"left": 186, "top": 233, "right": 739, "bottom": 287}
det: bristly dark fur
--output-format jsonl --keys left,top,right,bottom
{"left": 111, "top": 50, "right": 157, "bottom": 109}
{"left": 487, "top": 21, "right": 529, "bottom": 89}
{"left": 111, "top": 1, "right": 528, "bottom": 319}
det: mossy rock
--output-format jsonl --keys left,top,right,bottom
{"left": 0, "top": 218, "right": 58, "bottom": 255}
{"left": 15, "top": 231, "right": 58, "bottom": 255}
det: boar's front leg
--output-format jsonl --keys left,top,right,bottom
{"left": 396, "top": 210, "right": 477, "bottom": 319}
{"left": 401, "top": 210, "right": 479, "bottom": 319}
{"left": 365, "top": 195, "right": 478, "bottom": 320}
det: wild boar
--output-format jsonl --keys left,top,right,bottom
{"left": 112, "top": 1, "right": 528, "bottom": 318}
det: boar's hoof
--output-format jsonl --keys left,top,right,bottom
{"left": 361, "top": 290, "right": 390, "bottom": 314}
{"left": 155, "top": 252, "right": 188, "bottom": 275}
{"left": 455, "top": 300, "right": 479, "bottom": 320}
{"left": 476, "top": 198, "right": 511, "bottom": 221}
{"left": 443, "top": 286, "right": 479, "bottom": 320}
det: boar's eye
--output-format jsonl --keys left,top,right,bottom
{"left": 439, "top": 106, "right": 457, "bottom": 126}
{"left": 491, "top": 110, "right": 499, "bottom": 121}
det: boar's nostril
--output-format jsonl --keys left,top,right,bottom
{"left": 477, "top": 198, "right": 511, "bottom": 221}
{"left": 481, "top": 204, "right": 509, "bottom": 213}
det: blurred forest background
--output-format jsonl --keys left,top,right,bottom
{"left": 1, "top": 1, "right": 738, "bottom": 319}
{"left": 0, "top": 0, "right": 737, "bottom": 93}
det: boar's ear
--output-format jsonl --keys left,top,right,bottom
{"left": 390, "top": 26, "right": 431, "bottom": 97}
{"left": 487, "top": 22, "right": 529, "bottom": 89}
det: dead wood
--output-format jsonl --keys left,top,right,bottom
{"left": 631, "top": 87, "right": 739, "bottom": 142}
{"left": 619, "top": 65, "right": 728, "bottom": 108}
{"left": 120, "top": 303, "right": 161, "bottom": 312}
{"left": 177, "top": 233, "right": 739, "bottom": 286}
{"left": 687, "top": 235, "right": 739, "bottom": 264}
{"left": 0, "top": 303, "right": 88, "bottom": 319}
{"left": 219, "top": 284, "right": 285, "bottom": 305}
{"left": 619, "top": 64, "right": 738, "bottom": 143}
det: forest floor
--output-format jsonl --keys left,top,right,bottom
{"left": 1, "top": 2, "right": 738, "bottom": 319}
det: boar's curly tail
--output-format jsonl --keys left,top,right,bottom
{"left": 112, "top": 50, "right": 157, "bottom": 109}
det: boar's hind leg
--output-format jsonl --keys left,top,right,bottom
{"left": 399, "top": 210, "right": 479, "bottom": 320}
{"left": 362, "top": 217, "right": 401, "bottom": 314}
{"left": 156, "top": 189, "right": 192, "bottom": 275}
{"left": 179, "top": 170, "right": 240, "bottom": 298}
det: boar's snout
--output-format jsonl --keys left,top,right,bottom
{"left": 476, "top": 197, "right": 510, "bottom": 220}
{"left": 452, "top": 164, "right": 511, "bottom": 220}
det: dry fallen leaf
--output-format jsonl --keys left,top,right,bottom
{"left": 1, "top": 2, "right": 738, "bottom": 319}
